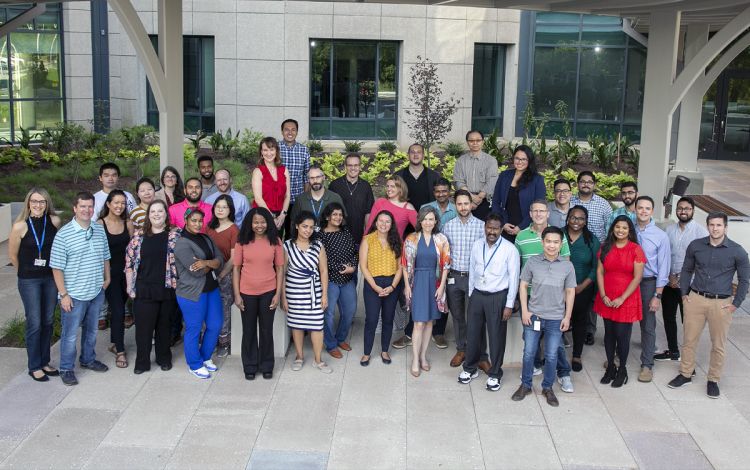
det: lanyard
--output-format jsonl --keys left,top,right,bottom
{"left": 482, "top": 239, "right": 502, "bottom": 276}
{"left": 28, "top": 217, "right": 47, "bottom": 258}
{"left": 310, "top": 198, "right": 323, "bottom": 220}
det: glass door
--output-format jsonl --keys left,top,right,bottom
{"left": 717, "top": 73, "right": 750, "bottom": 160}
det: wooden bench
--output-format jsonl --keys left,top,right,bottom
{"left": 687, "top": 195, "right": 749, "bottom": 220}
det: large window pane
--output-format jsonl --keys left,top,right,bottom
{"left": 533, "top": 47, "right": 577, "bottom": 115}
{"left": 333, "top": 42, "right": 376, "bottom": 118}
{"left": 310, "top": 40, "right": 332, "bottom": 118}
{"left": 378, "top": 42, "right": 397, "bottom": 119}
{"left": 577, "top": 48, "right": 624, "bottom": 121}
{"left": 535, "top": 25, "right": 579, "bottom": 45}
{"left": 0, "top": 37, "right": 9, "bottom": 98}
{"left": 0, "top": 101, "right": 10, "bottom": 140}
{"left": 472, "top": 43, "right": 505, "bottom": 134}
{"left": 624, "top": 46, "right": 646, "bottom": 123}
{"left": 14, "top": 98, "right": 63, "bottom": 132}
{"left": 580, "top": 26, "right": 626, "bottom": 46}
{"left": 10, "top": 32, "right": 62, "bottom": 99}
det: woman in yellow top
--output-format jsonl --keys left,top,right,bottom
{"left": 359, "top": 210, "right": 403, "bottom": 367}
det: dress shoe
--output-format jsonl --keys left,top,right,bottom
{"left": 450, "top": 352, "right": 465, "bottom": 368}
{"left": 29, "top": 371, "right": 49, "bottom": 382}
{"left": 160, "top": 363, "right": 173, "bottom": 371}
{"left": 542, "top": 388, "right": 559, "bottom": 407}
{"left": 42, "top": 367, "right": 60, "bottom": 377}
{"left": 262, "top": 372, "right": 273, "bottom": 380}
{"left": 360, "top": 356, "right": 370, "bottom": 367}
{"left": 134, "top": 368, "right": 147, "bottom": 375}
{"left": 338, "top": 342, "right": 352, "bottom": 351}
{"left": 432, "top": 335, "right": 448, "bottom": 349}
{"left": 328, "top": 348, "right": 343, "bottom": 359}
{"left": 638, "top": 367, "right": 653, "bottom": 383}
{"left": 584, "top": 332, "right": 595, "bottom": 346}
{"left": 381, "top": 353, "right": 392, "bottom": 365}
{"left": 511, "top": 385, "right": 532, "bottom": 401}
{"left": 478, "top": 360, "right": 492, "bottom": 374}
{"left": 245, "top": 373, "right": 256, "bottom": 381}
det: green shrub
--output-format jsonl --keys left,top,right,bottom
{"left": 0, "top": 315, "right": 26, "bottom": 347}
{"left": 209, "top": 131, "right": 224, "bottom": 152}
{"left": 306, "top": 140, "right": 324, "bottom": 154}
{"left": 343, "top": 140, "right": 363, "bottom": 152}
{"left": 377, "top": 141, "right": 398, "bottom": 154}
{"left": 441, "top": 141, "right": 465, "bottom": 157}
{"left": 188, "top": 130, "right": 208, "bottom": 150}
{"left": 313, "top": 151, "right": 346, "bottom": 181}
{"left": 236, "top": 129, "right": 264, "bottom": 163}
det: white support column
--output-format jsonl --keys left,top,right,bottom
{"left": 637, "top": 10, "right": 681, "bottom": 220}
{"left": 157, "top": 0, "right": 184, "bottom": 177}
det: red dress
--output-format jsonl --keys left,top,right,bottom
{"left": 594, "top": 241, "right": 646, "bottom": 323}
{"left": 252, "top": 163, "right": 287, "bottom": 213}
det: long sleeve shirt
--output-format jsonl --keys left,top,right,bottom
{"left": 666, "top": 220, "right": 708, "bottom": 275}
{"left": 453, "top": 151, "right": 498, "bottom": 197}
{"left": 442, "top": 215, "right": 484, "bottom": 272}
{"left": 635, "top": 220, "right": 671, "bottom": 288}
{"left": 468, "top": 237, "right": 520, "bottom": 308}
{"left": 680, "top": 236, "right": 750, "bottom": 308}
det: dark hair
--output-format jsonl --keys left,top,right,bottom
{"left": 308, "top": 163, "right": 324, "bottom": 175}
{"left": 553, "top": 178, "right": 571, "bottom": 190}
{"left": 433, "top": 178, "right": 451, "bottom": 190}
{"left": 184, "top": 177, "right": 201, "bottom": 187}
{"left": 415, "top": 205, "right": 442, "bottom": 234}
{"left": 485, "top": 212, "right": 503, "bottom": 225}
{"left": 294, "top": 210, "right": 316, "bottom": 230}
{"left": 197, "top": 155, "right": 214, "bottom": 167}
{"left": 281, "top": 118, "right": 299, "bottom": 131}
{"left": 465, "top": 129, "right": 484, "bottom": 141}
{"left": 259, "top": 136, "right": 281, "bottom": 166}
{"left": 320, "top": 202, "right": 346, "bottom": 230}
{"left": 143, "top": 200, "right": 173, "bottom": 236}
{"left": 135, "top": 177, "right": 155, "bottom": 199}
{"left": 577, "top": 171, "right": 596, "bottom": 183}
{"left": 184, "top": 207, "right": 205, "bottom": 221}
{"left": 73, "top": 191, "right": 94, "bottom": 206}
{"left": 512, "top": 144, "right": 539, "bottom": 188}
{"left": 707, "top": 211, "right": 728, "bottom": 225}
{"left": 620, "top": 181, "right": 638, "bottom": 192}
{"left": 366, "top": 210, "right": 402, "bottom": 258}
{"left": 677, "top": 196, "right": 695, "bottom": 209}
{"left": 208, "top": 194, "right": 236, "bottom": 229}
{"left": 454, "top": 189, "right": 472, "bottom": 203}
{"left": 530, "top": 198, "right": 548, "bottom": 209}
{"left": 345, "top": 153, "right": 361, "bottom": 164}
{"left": 238, "top": 206, "right": 279, "bottom": 246}
{"left": 635, "top": 195, "right": 655, "bottom": 209}
{"left": 542, "top": 225, "right": 564, "bottom": 241}
{"left": 408, "top": 143, "right": 424, "bottom": 154}
{"left": 99, "top": 162, "right": 120, "bottom": 177}
{"left": 160, "top": 166, "right": 185, "bottom": 204}
{"left": 98, "top": 189, "right": 129, "bottom": 221}
{"left": 565, "top": 205, "right": 594, "bottom": 247}
{"left": 600, "top": 215, "right": 638, "bottom": 262}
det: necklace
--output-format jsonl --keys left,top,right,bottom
{"left": 347, "top": 179, "right": 359, "bottom": 196}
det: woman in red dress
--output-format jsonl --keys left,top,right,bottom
{"left": 595, "top": 215, "right": 645, "bottom": 388}
{"left": 251, "top": 137, "right": 291, "bottom": 234}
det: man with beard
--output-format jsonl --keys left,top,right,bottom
{"left": 328, "top": 153, "right": 374, "bottom": 243}
{"left": 655, "top": 197, "right": 707, "bottom": 362}
{"left": 395, "top": 143, "right": 441, "bottom": 211}
{"left": 288, "top": 165, "right": 345, "bottom": 239}
{"left": 168, "top": 177, "right": 214, "bottom": 232}
{"left": 197, "top": 156, "right": 218, "bottom": 201}
{"left": 606, "top": 181, "right": 638, "bottom": 233}
{"left": 570, "top": 171, "right": 612, "bottom": 243}
{"left": 205, "top": 169, "right": 250, "bottom": 226}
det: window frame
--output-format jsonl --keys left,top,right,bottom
{"left": 471, "top": 43, "right": 506, "bottom": 135}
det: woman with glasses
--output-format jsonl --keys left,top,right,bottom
{"left": 491, "top": 145, "right": 546, "bottom": 242}
{"left": 8, "top": 188, "right": 61, "bottom": 381}
{"left": 155, "top": 166, "right": 186, "bottom": 207}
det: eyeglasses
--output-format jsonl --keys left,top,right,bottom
{"left": 29, "top": 199, "right": 47, "bottom": 205}
{"left": 676, "top": 207, "right": 693, "bottom": 212}
{"left": 569, "top": 216, "right": 586, "bottom": 222}
{"left": 554, "top": 189, "right": 571, "bottom": 194}
{"left": 514, "top": 157, "right": 528, "bottom": 162}
{"left": 578, "top": 180, "right": 595, "bottom": 186}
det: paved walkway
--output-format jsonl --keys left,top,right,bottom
{"left": 698, "top": 159, "right": 750, "bottom": 215}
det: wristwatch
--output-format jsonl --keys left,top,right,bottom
{"left": 653, "top": 293, "right": 662, "bottom": 299}
{"left": 58, "top": 292, "right": 69, "bottom": 300}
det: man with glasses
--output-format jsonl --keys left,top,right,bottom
{"left": 280, "top": 118, "right": 311, "bottom": 238}
{"left": 329, "top": 153, "right": 375, "bottom": 243}
{"left": 205, "top": 169, "right": 250, "bottom": 227}
{"left": 453, "top": 130, "right": 498, "bottom": 221}
{"left": 606, "top": 181, "right": 638, "bottom": 233}
{"left": 288, "top": 165, "right": 345, "bottom": 239}
{"left": 656, "top": 197, "right": 707, "bottom": 362}
{"left": 548, "top": 179, "right": 572, "bottom": 228}
{"left": 396, "top": 143, "right": 441, "bottom": 211}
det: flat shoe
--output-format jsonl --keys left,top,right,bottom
{"left": 42, "top": 367, "right": 59, "bottom": 377}
{"left": 360, "top": 356, "right": 370, "bottom": 367}
{"left": 338, "top": 342, "right": 352, "bottom": 351}
{"left": 410, "top": 367, "right": 421, "bottom": 378}
{"left": 262, "top": 372, "right": 273, "bottom": 379}
{"left": 29, "top": 371, "right": 49, "bottom": 382}
{"left": 381, "top": 353, "right": 392, "bottom": 365}
{"left": 245, "top": 373, "right": 256, "bottom": 380}
{"left": 134, "top": 369, "right": 147, "bottom": 375}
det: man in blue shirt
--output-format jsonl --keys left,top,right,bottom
{"left": 50, "top": 192, "right": 112, "bottom": 386}
{"left": 279, "top": 118, "right": 311, "bottom": 238}
{"left": 424, "top": 178, "right": 458, "bottom": 230}
{"left": 634, "top": 196, "right": 671, "bottom": 383}
{"left": 204, "top": 169, "right": 250, "bottom": 227}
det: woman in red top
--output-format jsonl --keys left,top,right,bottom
{"left": 251, "top": 137, "right": 291, "bottom": 232}
{"left": 595, "top": 215, "right": 645, "bottom": 388}
{"left": 365, "top": 175, "right": 417, "bottom": 240}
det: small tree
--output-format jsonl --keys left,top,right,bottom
{"left": 404, "top": 56, "right": 461, "bottom": 166}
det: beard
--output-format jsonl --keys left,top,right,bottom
{"left": 311, "top": 183, "right": 323, "bottom": 191}
{"left": 678, "top": 213, "right": 693, "bottom": 223}
{"left": 186, "top": 192, "right": 201, "bottom": 203}
{"left": 622, "top": 197, "right": 635, "bottom": 206}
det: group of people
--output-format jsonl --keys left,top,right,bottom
{"left": 8, "top": 124, "right": 749, "bottom": 405}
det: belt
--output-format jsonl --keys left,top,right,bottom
{"left": 449, "top": 269, "right": 470, "bottom": 277}
{"left": 642, "top": 276, "right": 656, "bottom": 281}
{"left": 691, "top": 288, "right": 731, "bottom": 300}
{"left": 473, "top": 288, "right": 508, "bottom": 296}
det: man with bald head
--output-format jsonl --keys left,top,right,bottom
{"left": 205, "top": 169, "right": 250, "bottom": 226}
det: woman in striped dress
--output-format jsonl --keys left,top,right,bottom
{"left": 282, "top": 211, "right": 330, "bottom": 373}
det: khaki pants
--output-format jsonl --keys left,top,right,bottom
{"left": 679, "top": 291, "right": 734, "bottom": 382}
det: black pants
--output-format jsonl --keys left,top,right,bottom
{"left": 363, "top": 276, "right": 401, "bottom": 356}
{"left": 106, "top": 275, "right": 128, "bottom": 353}
{"left": 603, "top": 318, "right": 633, "bottom": 367}
{"left": 571, "top": 284, "right": 596, "bottom": 358}
{"left": 283, "top": 202, "right": 294, "bottom": 240}
{"left": 661, "top": 285, "right": 684, "bottom": 353}
{"left": 404, "top": 312, "right": 448, "bottom": 337}
{"left": 134, "top": 296, "right": 175, "bottom": 371}
{"left": 170, "top": 305, "right": 183, "bottom": 339}
{"left": 463, "top": 289, "right": 507, "bottom": 379}
{"left": 240, "top": 290, "right": 276, "bottom": 374}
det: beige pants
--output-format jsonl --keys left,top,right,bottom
{"left": 679, "top": 291, "right": 734, "bottom": 382}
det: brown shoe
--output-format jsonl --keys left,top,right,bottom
{"left": 511, "top": 385, "right": 532, "bottom": 401}
{"left": 98, "top": 319, "right": 108, "bottom": 330}
{"left": 638, "top": 367, "right": 653, "bottom": 383}
{"left": 450, "top": 352, "right": 465, "bottom": 368}
{"left": 123, "top": 314, "right": 134, "bottom": 329}
{"left": 338, "top": 342, "right": 352, "bottom": 352}
{"left": 478, "top": 360, "right": 492, "bottom": 374}
{"left": 328, "top": 348, "right": 343, "bottom": 359}
{"left": 542, "top": 388, "right": 559, "bottom": 407}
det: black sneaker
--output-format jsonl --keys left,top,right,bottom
{"left": 667, "top": 374, "right": 692, "bottom": 388}
{"left": 654, "top": 350, "right": 680, "bottom": 361}
{"left": 80, "top": 360, "right": 109, "bottom": 372}
{"left": 60, "top": 370, "right": 78, "bottom": 386}
{"left": 707, "top": 381, "right": 720, "bottom": 399}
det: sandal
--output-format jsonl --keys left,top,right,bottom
{"left": 291, "top": 358, "right": 304, "bottom": 371}
{"left": 123, "top": 314, "right": 135, "bottom": 329}
{"left": 108, "top": 344, "right": 117, "bottom": 355}
{"left": 115, "top": 352, "right": 128, "bottom": 368}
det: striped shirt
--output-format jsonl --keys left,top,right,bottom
{"left": 442, "top": 215, "right": 484, "bottom": 272}
{"left": 50, "top": 218, "right": 111, "bottom": 301}
{"left": 606, "top": 205, "right": 636, "bottom": 234}
{"left": 570, "top": 194, "right": 612, "bottom": 242}
{"left": 130, "top": 206, "right": 147, "bottom": 230}
{"left": 515, "top": 226, "right": 571, "bottom": 267}
{"left": 279, "top": 141, "right": 310, "bottom": 203}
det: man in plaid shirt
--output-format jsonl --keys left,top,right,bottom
{"left": 279, "top": 118, "right": 310, "bottom": 238}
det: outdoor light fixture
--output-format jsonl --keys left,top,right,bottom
{"left": 664, "top": 175, "right": 691, "bottom": 218}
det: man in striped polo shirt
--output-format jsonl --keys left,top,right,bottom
{"left": 51, "top": 192, "right": 112, "bottom": 386}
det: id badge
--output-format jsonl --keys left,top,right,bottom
{"left": 34, "top": 258, "right": 47, "bottom": 267}
{"left": 447, "top": 278, "right": 455, "bottom": 285}
{"left": 533, "top": 320, "right": 541, "bottom": 332}
{"left": 211, "top": 271, "right": 218, "bottom": 281}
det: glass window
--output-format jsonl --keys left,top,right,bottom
{"left": 533, "top": 47, "right": 578, "bottom": 116}
{"left": 535, "top": 25, "right": 579, "bottom": 45}
{"left": 10, "top": 32, "right": 62, "bottom": 99}
{"left": 147, "top": 36, "right": 215, "bottom": 133}
{"left": 577, "top": 48, "right": 624, "bottom": 121}
{"left": 536, "top": 12, "right": 581, "bottom": 24}
{"left": 624, "top": 46, "right": 646, "bottom": 123}
{"left": 471, "top": 43, "right": 505, "bottom": 134}
{"left": 310, "top": 40, "right": 398, "bottom": 140}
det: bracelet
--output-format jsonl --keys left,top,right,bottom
{"left": 390, "top": 284, "right": 397, "bottom": 289}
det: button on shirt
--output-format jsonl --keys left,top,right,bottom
{"left": 279, "top": 141, "right": 311, "bottom": 203}
{"left": 453, "top": 151, "right": 498, "bottom": 197}
{"left": 520, "top": 254, "right": 577, "bottom": 320}
{"left": 680, "top": 236, "right": 750, "bottom": 308}
{"left": 205, "top": 189, "right": 251, "bottom": 227}
{"left": 635, "top": 220, "right": 671, "bottom": 288}
{"left": 50, "top": 219, "right": 111, "bottom": 301}
{"left": 424, "top": 200, "right": 458, "bottom": 229}
{"left": 468, "top": 237, "right": 520, "bottom": 308}
{"left": 442, "top": 215, "right": 484, "bottom": 272}
{"left": 666, "top": 220, "right": 708, "bottom": 275}
{"left": 570, "top": 194, "right": 612, "bottom": 242}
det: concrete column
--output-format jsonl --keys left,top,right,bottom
{"left": 157, "top": 0, "right": 184, "bottom": 177}
{"left": 637, "top": 10, "right": 680, "bottom": 220}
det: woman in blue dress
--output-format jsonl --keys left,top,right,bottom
{"left": 402, "top": 206, "right": 451, "bottom": 378}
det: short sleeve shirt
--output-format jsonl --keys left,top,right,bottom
{"left": 520, "top": 254, "right": 577, "bottom": 319}
{"left": 49, "top": 219, "right": 111, "bottom": 301}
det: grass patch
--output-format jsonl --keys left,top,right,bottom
{"left": 0, "top": 308, "right": 62, "bottom": 348}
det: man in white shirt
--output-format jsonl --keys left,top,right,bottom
{"left": 92, "top": 162, "right": 136, "bottom": 222}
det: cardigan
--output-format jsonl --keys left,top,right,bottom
{"left": 174, "top": 232, "right": 225, "bottom": 301}
{"left": 491, "top": 170, "right": 546, "bottom": 230}
{"left": 124, "top": 228, "right": 180, "bottom": 298}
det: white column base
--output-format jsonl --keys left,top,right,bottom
{"left": 230, "top": 304, "right": 290, "bottom": 359}
{"left": 504, "top": 316, "right": 524, "bottom": 367}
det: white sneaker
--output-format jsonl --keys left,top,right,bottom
{"left": 190, "top": 366, "right": 211, "bottom": 379}
{"left": 519, "top": 367, "right": 544, "bottom": 379}
{"left": 313, "top": 361, "right": 333, "bottom": 374}
{"left": 458, "top": 369, "right": 479, "bottom": 384}
{"left": 203, "top": 360, "right": 218, "bottom": 372}
{"left": 558, "top": 376, "right": 574, "bottom": 393}
{"left": 486, "top": 377, "right": 502, "bottom": 391}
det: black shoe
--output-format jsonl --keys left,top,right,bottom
{"left": 42, "top": 367, "right": 60, "bottom": 377}
{"left": 667, "top": 374, "right": 692, "bottom": 388}
{"left": 160, "top": 363, "right": 172, "bottom": 371}
{"left": 360, "top": 357, "right": 370, "bottom": 367}
{"left": 611, "top": 366, "right": 628, "bottom": 388}
{"left": 60, "top": 370, "right": 78, "bottom": 386}
{"left": 245, "top": 373, "right": 256, "bottom": 381}
{"left": 707, "top": 381, "right": 720, "bottom": 399}
{"left": 511, "top": 385, "right": 532, "bottom": 401}
{"left": 170, "top": 335, "right": 183, "bottom": 347}
{"left": 692, "top": 369, "right": 697, "bottom": 377}
{"left": 571, "top": 358, "right": 582, "bottom": 372}
{"left": 80, "top": 360, "right": 109, "bottom": 373}
{"left": 542, "top": 388, "right": 559, "bottom": 407}
{"left": 585, "top": 333, "right": 595, "bottom": 346}
{"left": 262, "top": 372, "right": 273, "bottom": 380}
{"left": 134, "top": 368, "right": 147, "bottom": 374}
{"left": 381, "top": 353, "right": 392, "bottom": 365}
{"left": 28, "top": 371, "right": 49, "bottom": 382}
{"left": 654, "top": 350, "right": 680, "bottom": 361}
{"left": 600, "top": 365, "right": 617, "bottom": 385}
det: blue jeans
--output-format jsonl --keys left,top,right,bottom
{"left": 59, "top": 289, "right": 105, "bottom": 371}
{"left": 177, "top": 289, "right": 223, "bottom": 370}
{"left": 522, "top": 316, "right": 563, "bottom": 389}
{"left": 324, "top": 280, "right": 357, "bottom": 351}
{"left": 18, "top": 277, "right": 58, "bottom": 372}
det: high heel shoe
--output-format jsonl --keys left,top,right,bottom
{"left": 611, "top": 366, "right": 628, "bottom": 388}
{"left": 600, "top": 364, "right": 616, "bottom": 385}
{"left": 410, "top": 365, "right": 421, "bottom": 377}
{"left": 420, "top": 360, "right": 430, "bottom": 372}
